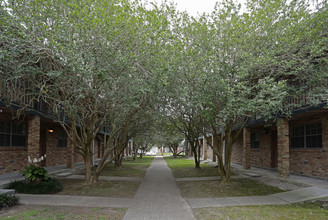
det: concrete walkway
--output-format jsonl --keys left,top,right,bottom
{"left": 231, "top": 163, "right": 328, "bottom": 190}
{"left": 188, "top": 186, "right": 328, "bottom": 208}
{"left": 123, "top": 156, "right": 195, "bottom": 220}
{"left": 17, "top": 194, "right": 133, "bottom": 208}
{"left": 1, "top": 157, "right": 328, "bottom": 217}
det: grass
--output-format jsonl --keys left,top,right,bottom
{"left": 76, "top": 156, "right": 154, "bottom": 178}
{"left": 164, "top": 157, "right": 220, "bottom": 178}
{"left": 0, "top": 205, "right": 127, "bottom": 220}
{"left": 57, "top": 179, "right": 140, "bottom": 198}
{"left": 178, "top": 178, "right": 285, "bottom": 198}
{"left": 193, "top": 201, "right": 328, "bottom": 220}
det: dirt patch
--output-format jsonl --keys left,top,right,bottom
{"left": 0, "top": 205, "right": 126, "bottom": 220}
{"left": 178, "top": 178, "right": 285, "bottom": 198}
{"left": 58, "top": 179, "right": 140, "bottom": 198}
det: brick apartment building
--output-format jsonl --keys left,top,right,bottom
{"left": 0, "top": 105, "right": 109, "bottom": 174}
{"left": 187, "top": 104, "right": 328, "bottom": 179}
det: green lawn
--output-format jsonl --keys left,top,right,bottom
{"left": 178, "top": 178, "right": 285, "bottom": 198}
{"left": 165, "top": 157, "right": 220, "bottom": 178}
{"left": 0, "top": 205, "right": 126, "bottom": 220}
{"left": 76, "top": 156, "right": 154, "bottom": 177}
{"left": 194, "top": 201, "right": 328, "bottom": 220}
{"left": 57, "top": 179, "right": 140, "bottom": 198}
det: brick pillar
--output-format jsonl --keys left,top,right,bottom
{"left": 203, "top": 137, "right": 208, "bottom": 160}
{"left": 243, "top": 127, "right": 251, "bottom": 169}
{"left": 277, "top": 119, "right": 290, "bottom": 178}
{"left": 27, "top": 116, "right": 40, "bottom": 165}
{"left": 67, "top": 136, "right": 75, "bottom": 168}
{"left": 129, "top": 141, "right": 132, "bottom": 155}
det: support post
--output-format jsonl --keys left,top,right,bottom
{"left": 277, "top": 119, "right": 290, "bottom": 178}
{"left": 27, "top": 116, "right": 40, "bottom": 165}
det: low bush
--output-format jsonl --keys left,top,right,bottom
{"left": 5, "top": 178, "right": 63, "bottom": 194}
{"left": 0, "top": 194, "right": 19, "bottom": 209}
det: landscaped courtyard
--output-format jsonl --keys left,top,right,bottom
{"left": 1, "top": 156, "right": 328, "bottom": 220}
{"left": 1, "top": 1, "right": 328, "bottom": 218}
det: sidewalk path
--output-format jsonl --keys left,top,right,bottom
{"left": 123, "top": 156, "right": 195, "bottom": 220}
{"left": 18, "top": 194, "right": 133, "bottom": 208}
{"left": 188, "top": 186, "right": 328, "bottom": 208}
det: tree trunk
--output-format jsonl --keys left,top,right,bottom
{"left": 170, "top": 146, "right": 178, "bottom": 158}
{"left": 84, "top": 154, "right": 93, "bottom": 185}
{"left": 193, "top": 148, "right": 200, "bottom": 168}
{"left": 115, "top": 152, "right": 123, "bottom": 167}
{"left": 133, "top": 148, "right": 138, "bottom": 161}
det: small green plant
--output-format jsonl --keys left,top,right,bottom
{"left": 0, "top": 194, "right": 19, "bottom": 209}
{"left": 19, "top": 164, "right": 49, "bottom": 182}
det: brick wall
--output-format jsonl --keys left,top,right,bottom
{"left": 289, "top": 115, "right": 328, "bottom": 178}
{"left": 0, "top": 150, "right": 27, "bottom": 174}
{"left": 231, "top": 134, "right": 243, "bottom": 164}
{"left": 0, "top": 112, "right": 28, "bottom": 174}
{"left": 249, "top": 127, "right": 272, "bottom": 169}
{"left": 45, "top": 125, "right": 68, "bottom": 167}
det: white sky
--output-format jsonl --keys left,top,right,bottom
{"left": 141, "top": 0, "right": 246, "bottom": 17}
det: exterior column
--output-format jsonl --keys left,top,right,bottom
{"left": 277, "top": 118, "right": 290, "bottom": 178}
{"left": 203, "top": 137, "right": 208, "bottom": 160}
{"left": 27, "top": 116, "right": 40, "bottom": 165}
{"left": 199, "top": 139, "right": 203, "bottom": 158}
{"left": 243, "top": 127, "right": 251, "bottom": 169}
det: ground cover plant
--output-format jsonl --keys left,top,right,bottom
{"left": 193, "top": 201, "right": 328, "bottom": 220}
{"left": 0, "top": 205, "right": 126, "bottom": 220}
{"left": 165, "top": 157, "right": 220, "bottom": 178}
{"left": 0, "top": 194, "right": 19, "bottom": 209}
{"left": 76, "top": 156, "right": 154, "bottom": 178}
{"left": 57, "top": 179, "right": 140, "bottom": 198}
{"left": 178, "top": 178, "right": 285, "bottom": 198}
{"left": 5, "top": 178, "right": 63, "bottom": 194}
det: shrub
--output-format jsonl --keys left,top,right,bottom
{"left": 5, "top": 178, "right": 63, "bottom": 194}
{"left": 0, "top": 194, "right": 19, "bottom": 209}
{"left": 19, "top": 164, "right": 49, "bottom": 182}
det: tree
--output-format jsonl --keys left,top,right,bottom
{"left": 190, "top": 0, "right": 327, "bottom": 183}
{"left": 152, "top": 119, "right": 184, "bottom": 158}
{"left": 3, "top": 0, "right": 173, "bottom": 184}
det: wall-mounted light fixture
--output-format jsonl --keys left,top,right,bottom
{"left": 48, "top": 129, "right": 54, "bottom": 133}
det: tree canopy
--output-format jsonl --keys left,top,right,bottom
{"left": 1, "top": 0, "right": 327, "bottom": 184}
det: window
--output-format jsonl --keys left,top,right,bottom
{"left": 251, "top": 132, "right": 259, "bottom": 149}
{"left": 291, "top": 122, "right": 322, "bottom": 149}
{"left": 0, "top": 121, "right": 27, "bottom": 147}
{"left": 58, "top": 130, "right": 67, "bottom": 148}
